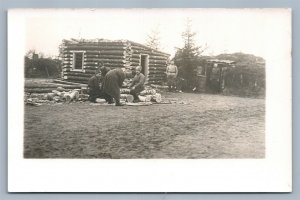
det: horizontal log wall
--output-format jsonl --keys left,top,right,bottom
{"left": 61, "top": 40, "right": 169, "bottom": 84}
{"left": 129, "top": 42, "right": 169, "bottom": 84}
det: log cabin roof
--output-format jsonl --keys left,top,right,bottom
{"left": 62, "top": 38, "right": 170, "bottom": 56}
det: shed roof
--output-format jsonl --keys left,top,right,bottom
{"left": 207, "top": 59, "right": 236, "bottom": 64}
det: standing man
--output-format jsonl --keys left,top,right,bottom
{"left": 102, "top": 68, "right": 132, "bottom": 106}
{"left": 129, "top": 66, "right": 145, "bottom": 102}
{"left": 166, "top": 60, "right": 178, "bottom": 92}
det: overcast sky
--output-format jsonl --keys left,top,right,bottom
{"left": 25, "top": 8, "right": 290, "bottom": 59}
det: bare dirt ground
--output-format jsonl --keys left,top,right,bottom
{"left": 24, "top": 91, "right": 265, "bottom": 159}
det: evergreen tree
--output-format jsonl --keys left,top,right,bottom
{"left": 174, "top": 19, "right": 206, "bottom": 90}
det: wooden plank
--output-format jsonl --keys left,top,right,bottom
{"left": 25, "top": 88, "right": 58, "bottom": 93}
{"left": 64, "top": 72, "right": 92, "bottom": 78}
{"left": 63, "top": 50, "right": 100, "bottom": 54}
{"left": 149, "top": 55, "right": 169, "bottom": 60}
{"left": 131, "top": 46, "right": 149, "bottom": 51}
{"left": 63, "top": 64, "right": 72, "bottom": 68}
{"left": 99, "top": 50, "right": 126, "bottom": 55}
{"left": 132, "top": 50, "right": 152, "bottom": 55}
{"left": 99, "top": 59, "right": 127, "bottom": 64}
{"left": 65, "top": 45, "right": 126, "bottom": 51}
{"left": 64, "top": 76, "right": 90, "bottom": 81}
{"left": 98, "top": 42, "right": 127, "bottom": 46}
{"left": 84, "top": 69, "right": 98, "bottom": 74}
{"left": 148, "top": 76, "right": 165, "bottom": 80}
{"left": 149, "top": 63, "right": 167, "bottom": 67}
{"left": 53, "top": 79, "right": 87, "bottom": 86}
{"left": 131, "top": 54, "right": 141, "bottom": 59}
{"left": 25, "top": 84, "right": 83, "bottom": 89}
{"left": 149, "top": 67, "right": 166, "bottom": 71}
{"left": 83, "top": 58, "right": 100, "bottom": 62}
{"left": 64, "top": 80, "right": 88, "bottom": 84}
{"left": 130, "top": 58, "right": 140, "bottom": 63}
{"left": 63, "top": 58, "right": 73, "bottom": 61}
{"left": 148, "top": 75, "right": 166, "bottom": 79}
{"left": 84, "top": 61, "right": 99, "bottom": 65}
{"left": 85, "top": 54, "right": 100, "bottom": 58}
{"left": 129, "top": 61, "right": 140, "bottom": 65}
{"left": 98, "top": 56, "right": 127, "bottom": 60}
{"left": 84, "top": 66, "right": 99, "bottom": 70}
{"left": 132, "top": 51, "right": 169, "bottom": 57}
{"left": 148, "top": 71, "right": 166, "bottom": 75}
{"left": 149, "top": 60, "right": 167, "bottom": 64}
{"left": 63, "top": 53, "right": 73, "bottom": 57}
{"left": 63, "top": 62, "right": 73, "bottom": 65}
{"left": 84, "top": 41, "right": 126, "bottom": 46}
{"left": 103, "top": 63, "right": 127, "bottom": 68}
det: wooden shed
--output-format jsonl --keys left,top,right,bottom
{"left": 59, "top": 39, "right": 170, "bottom": 84}
{"left": 196, "top": 59, "right": 236, "bottom": 93}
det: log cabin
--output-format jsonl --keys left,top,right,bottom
{"left": 59, "top": 39, "right": 170, "bottom": 84}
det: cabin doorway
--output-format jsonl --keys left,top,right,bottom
{"left": 140, "top": 54, "right": 149, "bottom": 82}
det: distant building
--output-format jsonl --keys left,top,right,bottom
{"left": 196, "top": 59, "right": 236, "bottom": 93}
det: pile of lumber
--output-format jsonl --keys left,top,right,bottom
{"left": 24, "top": 79, "right": 89, "bottom": 105}
{"left": 25, "top": 79, "right": 87, "bottom": 93}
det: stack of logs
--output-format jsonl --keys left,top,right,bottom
{"left": 25, "top": 80, "right": 89, "bottom": 105}
{"left": 60, "top": 39, "right": 170, "bottom": 85}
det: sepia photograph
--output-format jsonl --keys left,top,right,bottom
{"left": 23, "top": 9, "right": 266, "bottom": 159}
{"left": 8, "top": 8, "right": 291, "bottom": 192}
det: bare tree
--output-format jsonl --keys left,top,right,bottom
{"left": 25, "top": 49, "right": 36, "bottom": 59}
{"left": 146, "top": 27, "right": 161, "bottom": 50}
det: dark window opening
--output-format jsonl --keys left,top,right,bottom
{"left": 74, "top": 52, "right": 83, "bottom": 70}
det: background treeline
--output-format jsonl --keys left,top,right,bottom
{"left": 172, "top": 19, "right": 265, "bottom": 97}
{"left": 25, "top": 54, "right": 62, "bottom": 78}
{"left": 216, "top": 53, "right": 265, "bottom": 97}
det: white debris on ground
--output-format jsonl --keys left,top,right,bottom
{"left": 24, "top": 80, "right": 188, "bottom": 106}
{"left": 24, "top": 79, "right": 90, "bottom": 106}
{"left": 25, "top": 87, "right": 89, "bottom": 106}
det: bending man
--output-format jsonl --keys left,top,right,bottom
{"left": 103, "top": 68, "right": 131, "bottom": 106}
{"left": 87, "top": 71, "right": 103, "bottom": 103}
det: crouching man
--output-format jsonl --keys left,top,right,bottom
{"left": 88, "top": 66, "right": 112, "bottom": 103}
{"left": 129, "top": 66, "right": 145, "bottom": 102}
